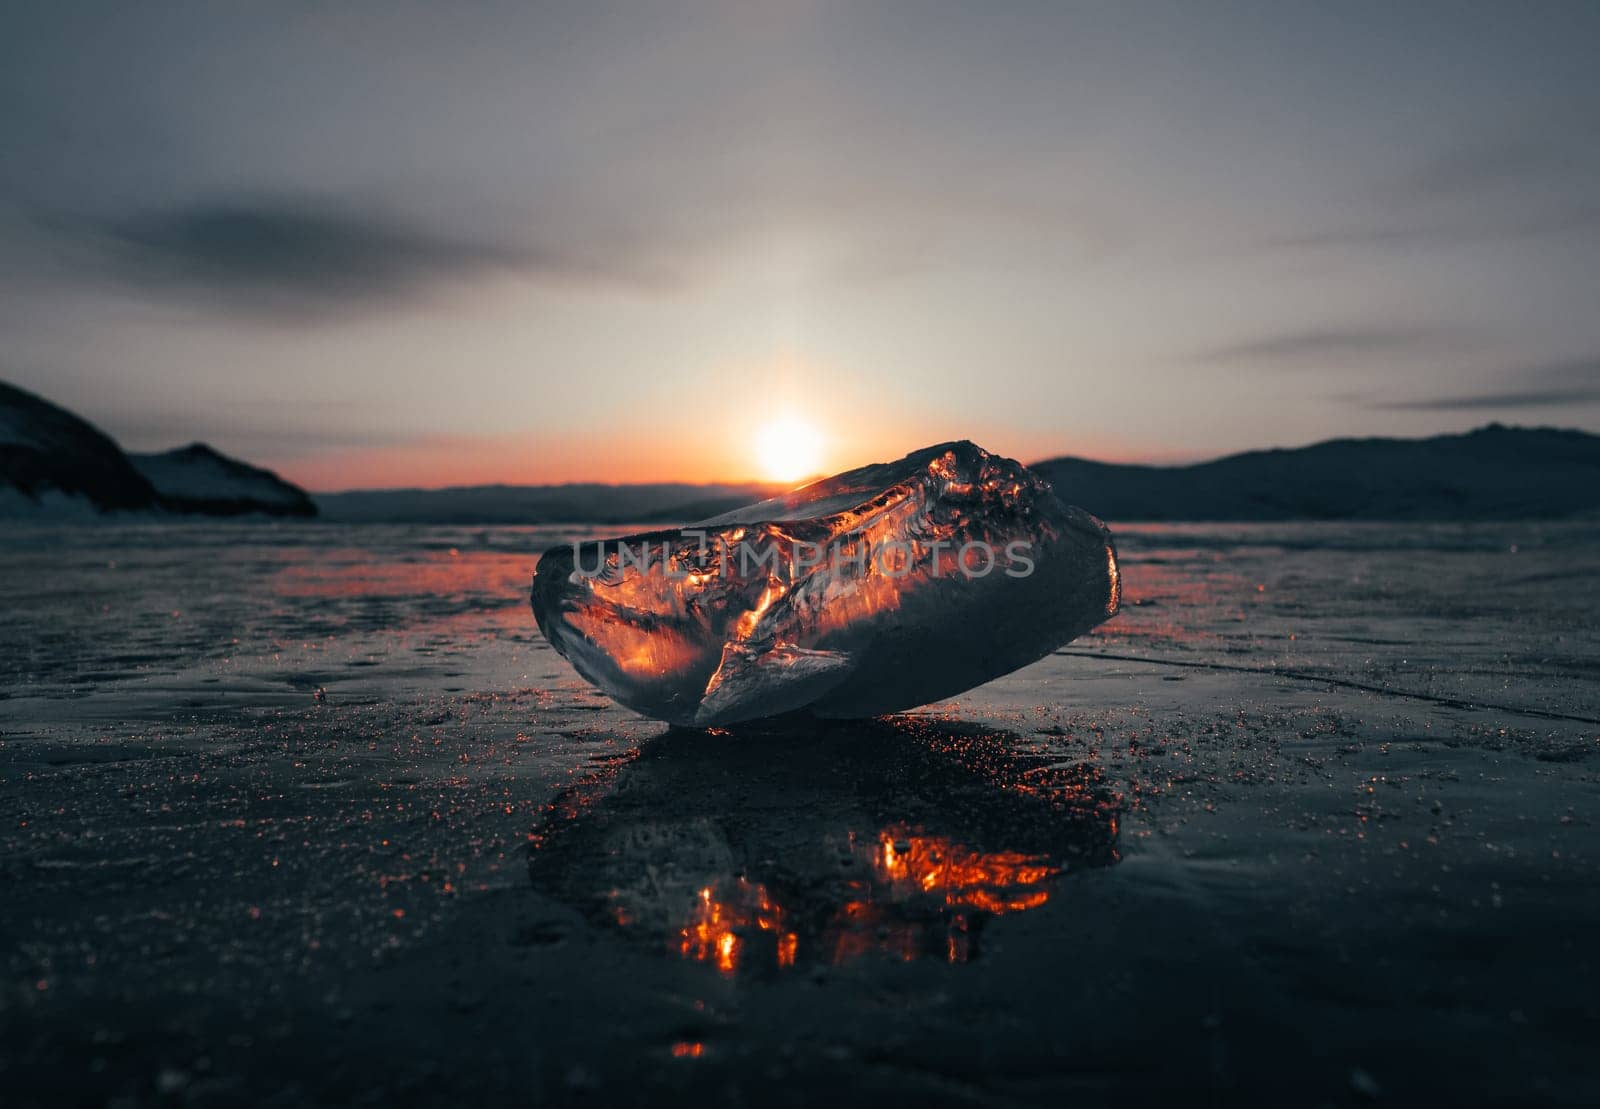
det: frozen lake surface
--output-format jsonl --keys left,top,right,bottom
{"left": 2, "top": 520, "right": 1598, "bottom": 1105}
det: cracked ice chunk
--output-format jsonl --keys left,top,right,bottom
{"left": 530, "top": 440, "right": 1120, "bottom": 726}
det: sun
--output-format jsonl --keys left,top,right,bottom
{"left": 754, "top": 416, "right": 824, "bottom": 484}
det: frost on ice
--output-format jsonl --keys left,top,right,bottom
{"left": 531, "top": 441, "right": 1120, "bottom": 726}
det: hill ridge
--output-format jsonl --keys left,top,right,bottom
{"left": 1031, "top": 424, "right": 1600, "bottom": 521}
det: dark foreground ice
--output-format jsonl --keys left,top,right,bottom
{"left": 2, "top": 519, "right": 1598, "bottom": 1106}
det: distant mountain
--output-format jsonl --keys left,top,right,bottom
{"left": 0, "top": 381, "right": 161, "bottom": 513}
{"left": 130, "top": 443, "right": 317, "bottom": 517}
{"left": 316, "top": 481, "right": 784, "bottom": 525}
{"left": 1, "top": 379, "right": 316, "bottom": 518}
{"left": 316, "top": 426, "right": 1600, "bottom": 524}
{"left": 9, "top": 374, "right": 1596, "bottom": 525}
{"left": 1032, "top": 425, "right": 1600, "bottom": 521}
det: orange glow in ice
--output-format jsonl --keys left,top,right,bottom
{"left": 536, "top": 443, "right": 1119, "bottom": 726}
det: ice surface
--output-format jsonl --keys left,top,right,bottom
{"left": 531, "top": 441, "right": 1121, "bottom": 725}
{"left": 6, "top": 521, "right": 1600, "bottom": 1104}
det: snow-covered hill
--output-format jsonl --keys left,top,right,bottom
{"left": 129, "top": 444, "right": 316, "bottom": 517}
{"left": 0, "top": 381, "right": 160, "bottom": 514}
{"left": 2, "top": 380, "right": 316, "bottom": 518}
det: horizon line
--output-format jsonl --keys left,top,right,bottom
{"left": 298, "top": 421, "right": 1584, "bottom": 496}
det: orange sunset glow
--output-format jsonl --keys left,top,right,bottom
{"left": 256, "top": 416, "right": 1180, "bottom": 493}
{"left": 753, "top": 415, "right": 825, "bottom": 483}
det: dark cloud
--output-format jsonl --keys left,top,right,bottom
{"left": 1519, "top": 357, "right": 1600, "bottom": 385}
{"left": 1199, "top": 327, "right": 1445, "bottom": 368}
{"left": 1372, "top": 387, "right": 1600, "bottom": 411}
{"left": 7, "top": 377, "right": 422, "bottom": 457}
{"left": 1266, "top": 204, "right": 1600, "bottom": 253}
{"left": 1403, "top": 129, "right": 1594, "bottom": 202}
{"left": 1366, "top": 358, "right": 1600, "bottom": 411}
{"left": 108, "top": 412, "right": 416, "bottom": 454}
{"left": 1269, "top": 121, "right": 1600, "bottom": 253}
{"left": 42, "top": 197, "right": 677, "bottom": 318}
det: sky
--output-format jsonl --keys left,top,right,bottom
{"left": 2, "top": 1, "right": 1598, "bottom": 490}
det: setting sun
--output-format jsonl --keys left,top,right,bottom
{"left": 754, "top": 416, "right": 824, "bottom": 484}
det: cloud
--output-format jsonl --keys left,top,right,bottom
{"left": 40, "top": 196, "right": 679, "bottom": 319}
{"left": 1266, "top": 205, "right": 1600, "bottom": 253}
{"left": 110, "top": 412, "right": 417, "bottom": 455}
{"left": 1373, "top": 387, "right": 1600, "bottom": 411}
{"left": 1267, "top": 120, "right": 1600, "bottom": 253}
{"left": 1198, "top": 326, "right": 1445, "bottom": 368}
{"left": 1366, "top": 357, "right": 1600, "bottom": 411}
{"left": 1402, "top": 133, "right": 1589, "bottom": 202}
{"left": 24, "top": 385, "right": 423, "bottom": 458}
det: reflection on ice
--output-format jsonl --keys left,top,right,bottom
{"left": 874, "top": 826, "right": 1059, "bottom": 915}
{"left": 676, "top": 878, "right": 797, "bottom": 974}
{"left": 669, "top": 827, "right": 1064, "bottom": 975}
{"left": 528, "top": 716, "right": 1121, "bottom": 975}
